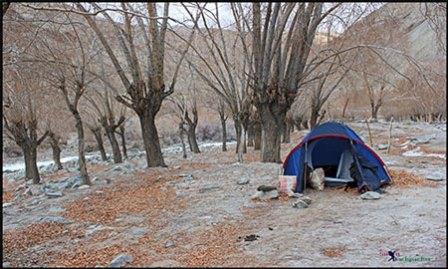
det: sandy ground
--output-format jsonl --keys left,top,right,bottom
{"left": 2, "top": 121, "right": 446, "bottom": 267}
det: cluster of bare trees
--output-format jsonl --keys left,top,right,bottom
{"left": 2, "top": 2, "right": 446, "bottom": 185}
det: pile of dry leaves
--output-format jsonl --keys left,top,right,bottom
{"left": 389, "top": 169, "right": 437, "bottom": 187}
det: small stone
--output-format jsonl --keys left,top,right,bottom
{"left": 237, "top": 178, "right": 250, "bottom": 185}
{"left": 425, "top": 172, "right": 445, "bottom": 181}
{"left": 40, "top": 216, "right": 70, "bottom": 224}
{"left": 164, "top": 240, "right": 176, "bottom": 248}
{"left": 310, "top": 168, "right": 325, "bottom": 191}
{"left": 109, "top": 253, "right": 133, "bottom": 268}
{"left": 360, "top": 191, "right": 381, "bottom": 200}
{"left": 251, "top": 190, "right": 279, "bottom": 201}
{"left": 292, "top": 200, "right": 309, "bottom": 209}
{"left": 3, "top": 202, "right": 13, "bottom": 208}
{"left": 257, "top": 185, "right": 277, "bottom": 192}
{"left": 288, "top": 192, "right": 303, "bottom": 198}
{"left": 86, "top": 224, "right": 104, "bottom": 236}
{"left": 3, "top": 262, "right": 11, "bottom": 267}
{"left": 45, "top": 191, "right": 64, "bottom": 198}
{"left": 377, "top": 144, "right": 389, "bottom": 150}
{"left": 48, "top": 206, "right": 64, "bottom": 213}
{"left": 300, "top": 196, "right": 312, "bottom": 205}
{"left": 78, "top": 185, "right": 90, "bottom": 190}
{"left": 24, "top": 185, "right": 43, "bottom": 196}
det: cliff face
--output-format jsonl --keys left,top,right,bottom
{"left": 379, "top": 3, "right": 445, "bottom": 61}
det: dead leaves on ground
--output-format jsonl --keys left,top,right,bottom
{"left": 389, "top": 169, "right": 438, "bottom": 187}
{"left": 322, "top": 246, "right": 346, "bottom": 258}
{"left": 3, "top": 222, "right": 82, "bottom": 253}
{"left": 63, "top": 173, "right": 185, "bottom": 224}
{"left": 177, "top": 223, "right": 251, "bottom": 267}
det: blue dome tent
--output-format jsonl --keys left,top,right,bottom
{"left": 283, "top": 121, "right": 391, "bottom": 193}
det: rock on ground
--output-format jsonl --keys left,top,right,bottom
{"left": 310, "top": 168, "right": 325, "bottom": 191}
{"left": 109, "top": 253, "right": 133, "bottom": 268}
{"left": 360, "top": 191, "right": 381, "bottom": 200}
{"left": 237, "top": 178, "right": 250, "bottom": 185}
{"left": 251, "top": 189, "right": 279, "bottom": 201}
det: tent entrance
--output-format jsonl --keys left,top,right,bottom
{"left": 305, "top": 138, "right": 356, "bottom": 186}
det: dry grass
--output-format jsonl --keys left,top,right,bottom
{"left": 389, "top": 169, "right": 438, "bottom": 187}
{"left": 322, "top": 246, "right": 346, "bottom": 258}
{"left": 3, "top": 190, "right": 14, "bottom": 203}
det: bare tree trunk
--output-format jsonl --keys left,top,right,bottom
{"left": 342, "top": 98, "right": 350, "bottom": 118}
{"left": 371, "top": 103, "right": 381, "bottom": 120}
{"left": 139, "top": 113, "right": 166, "bottom": 167}
{"left": 179, "top": 122, "right": 187, "bottom": 159}
{"left": 254, "top": 122, "right": 262, "bottom": 150}
{"left": 282, "top": 121, "right": 291, "bottom": 143}
{"left": 365, "top": 119, "right": 373, "bottom": 147}
{"left": 74, "top": 112, "right": 91, "bottom": 185}
{"left": 259, "top": 105, "right": 284, "bottom": 163}
{"left": 247, "top": 125, "right": 254, "bottom": 147}
{"left": 91, "top": 129, "right": 108, "bottom": 161}
{"left": 220, "top": 115, "right": 227, "bottom": 152}
{"left": 309, "top": 107, "right": 320, "bottom": 130}
{"left": 118, "top": 125, "right": 127, "bottom": 159}
{"left": 237, "top": 126, "right": 244, "bottom": 163}
{"left": 242, "top": 125, "right": 247, "bottom": 154}
{"left": 187, "top": 126, "right": 200, "bottom": 154}
{"left": 105, "top": 127, "right": 122, "bottom": 163}
{"left": 49, "top": 132, "right": 63, "bottom": 169}
{"left": 23, "top": 144, "right": 40, "bottom": 184}
{"left": 387, "top": 117, "right": 393, "bottom": 154}
{"left": 234, "top": 117, "right": 243, "bottom": 154}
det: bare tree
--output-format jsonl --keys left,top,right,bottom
{"left": 3, "top": 72, "right": 49, "bottom": 183}
{"left": 85, "top": 120, "right": 108, "bottom": 162}
{"left": 48, "top": 130, "right": 63, "bottom": 170}
{"left": 34, "top": 15, "right": 101, "bottom": 185}
{"left": 179, "top": 3, "right": 252, "bottom": 162}
{"left": 249, "top": 3, "right": 341, "bottom": 162}
{"left": 116, "top": 123, "right": 128, "bottom": 159}
{"left": 76, "top": 3, "right": 200, "bottom": 167}
{"left": 168, "top": 92, "right": 201, "bottom": 154}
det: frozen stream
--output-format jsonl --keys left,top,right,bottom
{"left": 2, "top": 141, "right": 236, "bottom": 173}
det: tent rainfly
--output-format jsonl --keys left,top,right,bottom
{"left": 283, "top": 121, "right": 391, "bottom": 193}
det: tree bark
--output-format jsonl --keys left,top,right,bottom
{"left": 74, "top": 112, "right": 91, "bottom": 185}
{"left": 105, "top": 127, "right": 122, "bottom": 163}
{"left": 254, "top": 122, "right": 262, "bottom": 150}
{"left": 371, "top": 102, "right": 381, "bottom": 120}
{"left": 49, "top": 132, "right": 63, "bottom": 170}
{"left": 23, "top": 144, "right": 40, "bottom": 184}
{"left": 342, "top": 98, "right": 349, "bottom": 118}
{"left": 118, "top": 125, "right": 127, "bottom": 159}
{"left": 282, "top": 121, "right": 291, "bottom": 143}
{"left": 234, "top": 117, "right": 243, "bottom": 154}
{"left": 247, "top": 125, "right": 254, "bottom": 147}
{"left": 309, "top": 106, "right": 320, "bottom": 130}
{"left": 220, "top": 115, "right": 227, "bottom": 152}
{"left": 242, "top": 125, "right": 247, "bottom": 154}
{"left": 259, "top": 104, "right": 284, "bottom": 163}
{"left": 179, "top": 122, "right": 187, "bottom": 159}
{"left": 139, "top": 113, "right": 166, "bottom": 167}
{"left": 187, "top": 126, "right": 200, "bottom": 154}
{"left": 92, "top": 129, "right": 108, "bottom": 161}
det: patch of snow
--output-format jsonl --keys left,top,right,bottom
{"left": 402, "top": 147, "right": 446, "bottom": 159}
